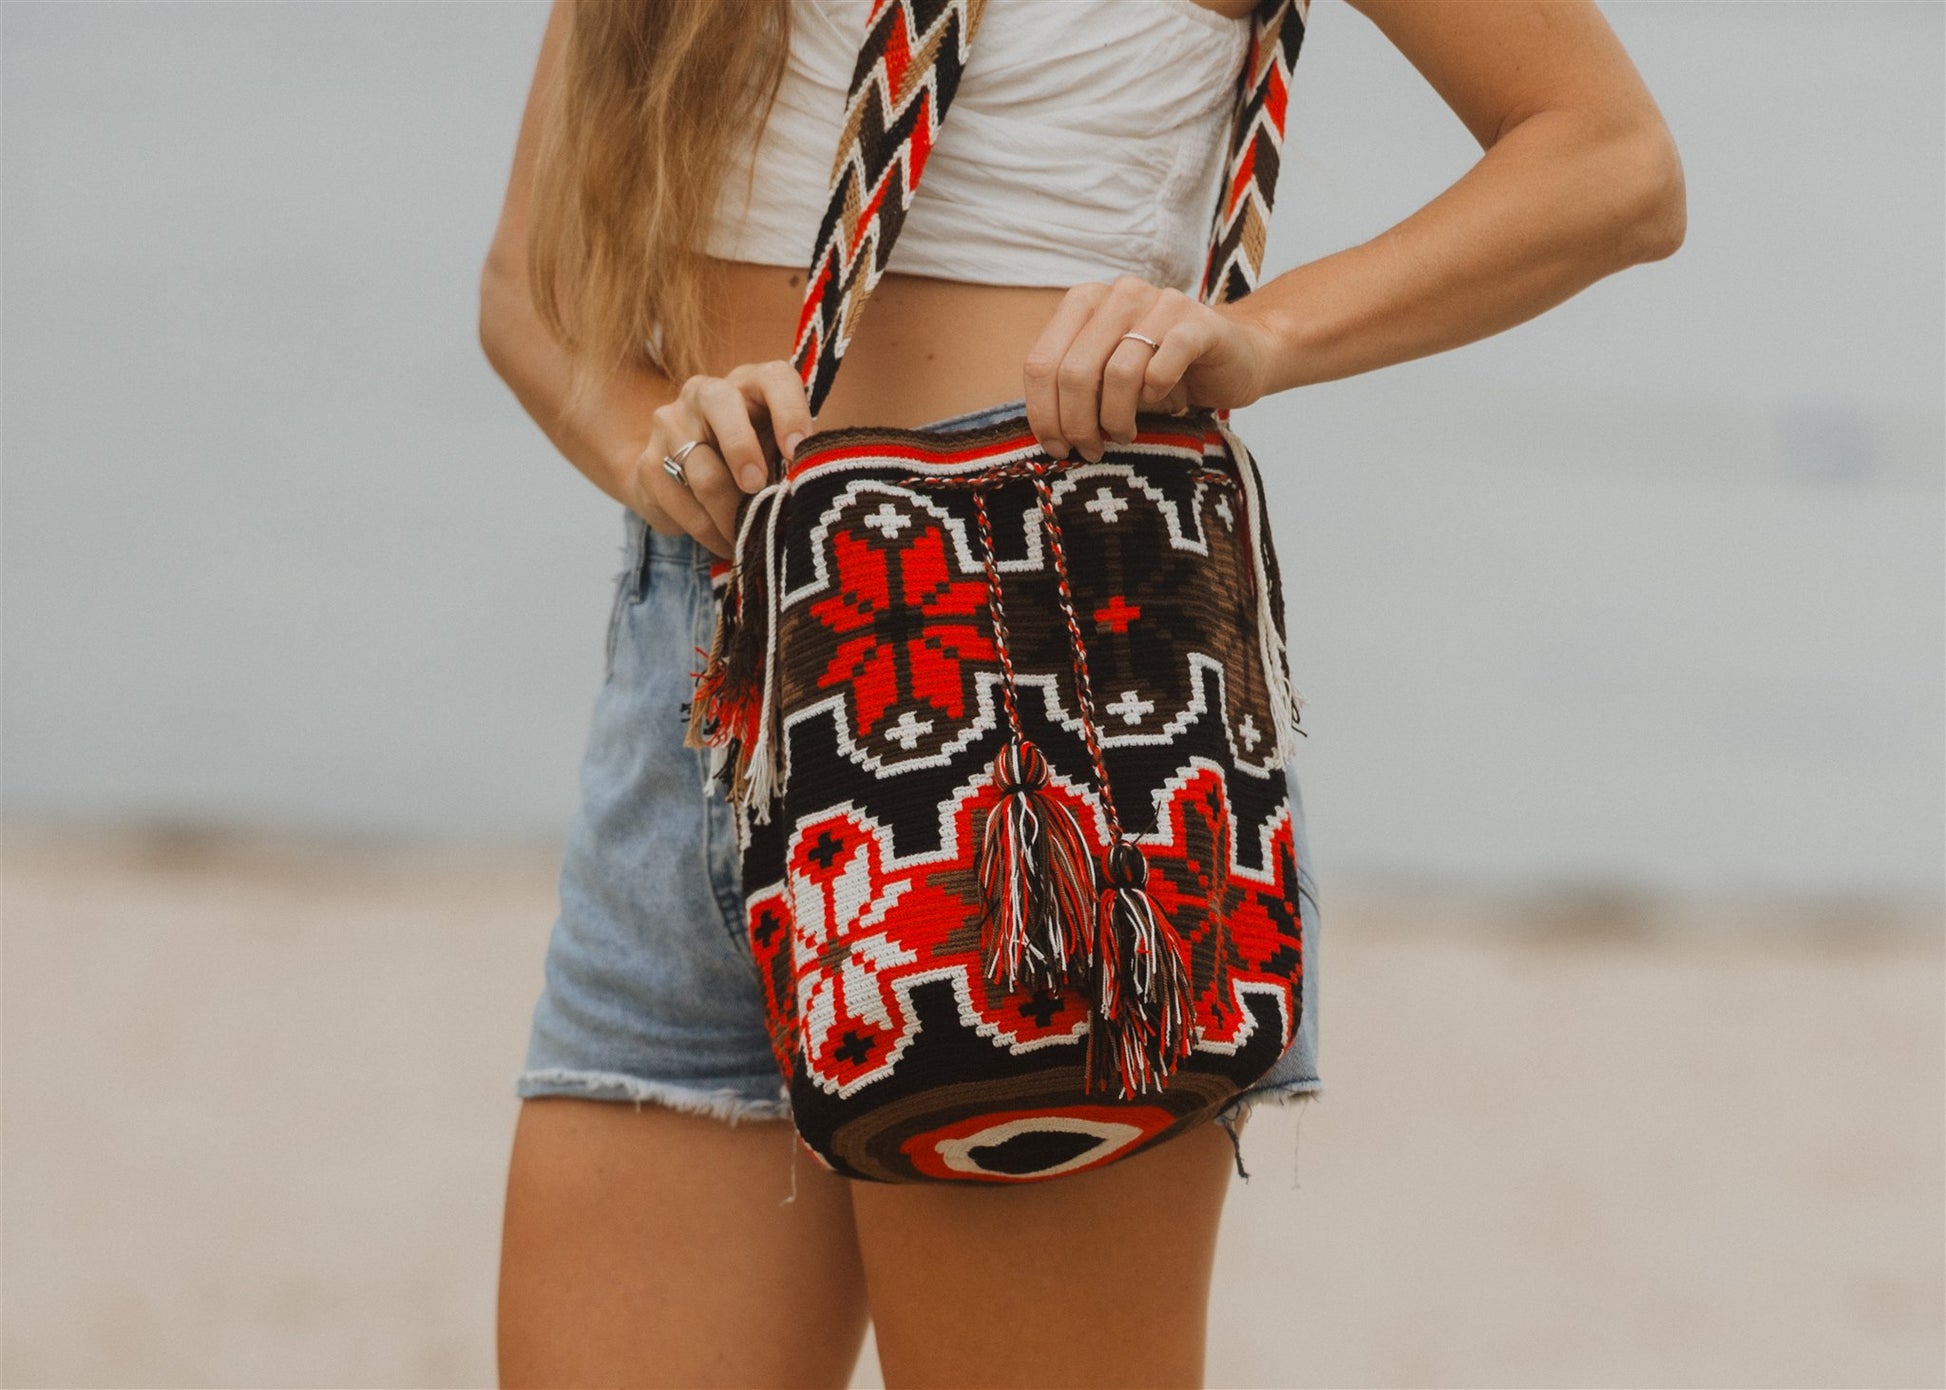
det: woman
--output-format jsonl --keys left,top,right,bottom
{"left": 480, "top": 0, "right": 1684, "bottom": 1384}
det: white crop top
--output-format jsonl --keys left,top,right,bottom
{"left": 703, "top": 0, "right": 1253, "bottom": 292}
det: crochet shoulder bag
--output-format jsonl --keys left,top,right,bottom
{"left": 689, "top": 0, "right": 1311, "bottom": 1185}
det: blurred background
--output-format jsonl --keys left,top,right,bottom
{"left": 3, "top": 2, "right": 1940, "bottom": 1386}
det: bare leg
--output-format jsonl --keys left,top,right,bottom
{"left": 498, "top": 1097, "right": 869, "bottom": 1389}
{"left": 850, "top": 1120, "right": 1239, "bottom": 1389}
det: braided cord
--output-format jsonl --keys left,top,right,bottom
{"left": 1031, "top": 477, "right": 1125, "bottom": 842}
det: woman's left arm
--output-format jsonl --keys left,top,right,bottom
{"left": 1024, "top": 0, "right": 1686, "bottom": 462}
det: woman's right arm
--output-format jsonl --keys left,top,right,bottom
{"left": 477, "top": 0, "right": 809, "bottom": 557}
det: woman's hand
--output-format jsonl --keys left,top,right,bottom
{"left": 622, "top": 360, "right": 814, "bottom": 558}
{"left": 1021, "top": 276, "right": 1277, "bottom": 462}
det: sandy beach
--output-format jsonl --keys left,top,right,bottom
{"left": 2, "top": 823, "right": 1939, "bottom": 1389}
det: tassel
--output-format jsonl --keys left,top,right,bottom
{"left": 977, "top": 739, "right": 1096, "bottom": 993}
{"left": 686, "top": 562, "right": 761, "bottom": 774}
{"left": 738, "top": 481, "right": 791, "bottom": 818}
{"left": 684, "top": 483, "right": 791, "bottom": 813}
{"left": 1085, "top": 840, "right": 1195, "bottom": 1098}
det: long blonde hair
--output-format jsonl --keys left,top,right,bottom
{"left": 528, "top": 0, "right": 792, "bottom": 412}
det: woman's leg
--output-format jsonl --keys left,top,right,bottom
{"left": 498, "top": 1098, "right": 868, "bottom": 1389}
{"left": 849, "top": 1118, "right": 1240, "bottom": 1389}
{"left": 499, "top": 509, "right": 868, "bottom": 1383}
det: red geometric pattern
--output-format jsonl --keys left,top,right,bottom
{"left": 804, "top": 499, "right": 995, "bottom": 752}
{"left": 711, "top": 414, "right": 1308, "bottom": 1182}
{"left": 750, "top": 755, "right": 1297, "bottom": 1102}
{"left": 760, "top": 765, "right": 1101, "bottom": 1098}
{"left": 785, "top": 805, "right": 923, "bottom": 1095}
{"left": 1137, "top": 762, "right": 1302, "bottom": 1052}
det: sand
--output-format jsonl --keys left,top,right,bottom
{"left": 2, "top": 824, "right": 1939, "bottom": 1389}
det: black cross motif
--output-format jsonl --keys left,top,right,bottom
{"left": 752, "top": 907, "right": 783, "bottom": 949}
{"left": 1017, "top": 989, "right": 1063, "bottom": 1027}
{"left": 834, "top": 1030, "right": 874, "bottom": 1065}
{"left": 807, "top": 829, "right": 847, "bottom": 870}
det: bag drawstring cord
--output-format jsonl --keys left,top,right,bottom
{"left": 967, "top": 487, "right": 1098, "bottom": 999}
{"left": 1024, "top": 467, "right": 1196, "bottom": 1096}
{"left": 904, "top": 450, "right": 1234, "bottom": 1097}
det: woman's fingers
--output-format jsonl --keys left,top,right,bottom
{"left": 671, "top": 441, "right": 743, "bottom": 554}
{"left": 1025, "top": 278, "right": 1216, "bottom": 460}
{"left": 1137, "top": 312, "right": 1211, "bottom": 416}
{"left": 627, "top": 359, "right": 816, "bottom": 560}
{"left": 1101, "top": 292, "right": 1194, "bottom": 443}
{"left": 685, "top": 375, "right": 767, "bottom": 479}
{"left": 1023, "top": 282, "right": 1108, "bottom": 459}
{"left": 641, "top": 400, "right": 736, "bottom": 557}
{"left": 633, "top": 497, "right": 682, "bottom": 538}
{"left": 680, "top": 378, "right": 767, "bottom": 540}
{"left": 637, "top": 458, "right": 733, "bottom": 558}
{"left": 649, "top": 452, "right": 736, "bottom": 556}
{"left": 1054, "top": 277, "right": 1161, "bottom": 460}
{"left": 739, "top": 360, "right": 815, "bottom": 479}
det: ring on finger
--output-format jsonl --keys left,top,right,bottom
{"left": 661, "top": 438, "right": 704, "bottom": 486}
{"left": 1119, "top": 331, "right": 1161, "bottom": 352}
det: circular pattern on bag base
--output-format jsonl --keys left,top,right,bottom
{"left": 912, "top": 1108, "right": 1159, "bottom": 1180}
{"left": 825, "top": 1067, "right": 1236, "bottom": 1183}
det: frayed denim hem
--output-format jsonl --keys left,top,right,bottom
{"left": 1213, "top": 1079, "right": 1322, "bottom": 1181}
{"left": 516, "top": 1067, "right": 794, "bottom": 1125}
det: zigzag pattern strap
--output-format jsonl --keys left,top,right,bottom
{"left": 792, "top": 0, "right": 987, "bottom": 417}
{"left": 1200, "top": 0, "right": 1309, "bottom": 305}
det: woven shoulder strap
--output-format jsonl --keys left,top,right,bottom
{"left": 791, "top": 0, "right": 1310, "bottom": 416}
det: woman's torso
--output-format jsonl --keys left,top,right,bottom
{"left": 698, "top": 0, "right": 1254, "bottom": 430}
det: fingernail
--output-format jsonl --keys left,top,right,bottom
{"left": 1042, "top": 438, "right": 1068, "bottom": 459}
{"left": 740, "top": 465, "right": 767, "bottom": 490}
{"left": 782, "top": 431, "right": 805, "bottom": 460}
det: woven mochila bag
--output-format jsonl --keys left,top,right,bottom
{"left": 688, "top": 0, "right": 1311, "bottom": 1184}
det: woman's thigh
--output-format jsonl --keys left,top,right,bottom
{"left": 498, "top": 1098, "right": 868, "bottom": 1389}
{"left": 501, "top": 515, "right": 869, "bottom": 1386}
{"left": 848, "top": 1120, "right": 1239, "bottom": 1390}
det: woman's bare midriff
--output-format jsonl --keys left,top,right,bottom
{"left": 700, "top": 258, "right": 1070, "bottom": 433}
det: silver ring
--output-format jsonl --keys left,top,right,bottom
{"left": 1119, "top": 331, "right": 1161, "bottom": 352}
{"left": 660, "top": 438, "right": 703, "bottom": 485}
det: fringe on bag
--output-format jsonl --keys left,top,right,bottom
{"left": 977, "top": 738, "right": 1097, "bottom": 994}
{"left": 685, "top": 479, "right": 792, "bottom": 819}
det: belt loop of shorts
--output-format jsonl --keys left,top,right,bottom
{"left": 636, "top": 510, "right": 714, "bottom": 578}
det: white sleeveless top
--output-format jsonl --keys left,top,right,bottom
{"left": 703, "top": 0, "right": 1253, "bottom": 292}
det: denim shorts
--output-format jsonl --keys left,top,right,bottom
{"left": 515, "top": 399, "right": 1324, "bottom": 1167}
